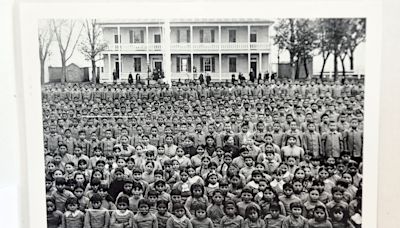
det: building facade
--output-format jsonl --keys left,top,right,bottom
{"left": 98, "top": 19, "right": 273, "bottom": 83}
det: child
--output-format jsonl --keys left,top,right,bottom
{"left": 51, "top": 177, "right": 75, "bottom": 212}
{"left": 303, "top": 187, "right": 325, "bottom": 219}
{"left": 190, "top": 203, "right": 214, "bottom": 228}
{"left": 264, "top": 202, "right": 285, "bottom": 228}
{"left": 204, "top": 172, "right": 220, "bottom": 198}
{"left": 46, "top": 175, "right": 56, "bottom": 197}
{"left": 61, "top": 197, "right": 85, "bottom": 228}
{"left": 330, "top": 205, "right": 355, "bottom": 228}
{"left": 47, "top": 196, "right": 63, "bottom": 228}
{"left": 196, "top": 156, "right": 212, "bottom": 179}
{"left": 108, "top": 168, "right": 126, "bottom": 200}
{"left": 243, "top": 205, "right": 265, "bottom": 228}
{"left": 110, "top": 196, "right": 134, "bottom": 228}
{"left": 185, "top": 183, "right": 209, "bottom": 217}
{"left": 133, "top": 199, "right": 158, "bottom": 228}
{"left": 172, "top": 168, "right": 191, "bottom": 196}
{"left": 282, "top": 202, "right": 308, "bottom": 228}
{"left": 84, "top": 193, "right": 110, "bottom": 228}
{"left": 156, "top": 200, "right": 172, "bottom": 228}
{"left": 73, "top": 185, "right": 89, "bottom": 212}
{"left": 130, "top": 181, "right": 145, "bottom": 214}
{"left": 207, "top": 190, "right": 225, "bottom": 227}
{"left": 307, "top": 205, "right": 332, "bottom": 228}
{"left": 237, "top": 188, "right": 260, "bottom": 217}
{"left": 173, "top": 147, "right": 192, "bottom": 168}
{"left": 146, "top": 190, "right": 159, "bottom": 214}
{"left": 220, "top": 200, "right": 244, "bottom": 228}
{"left": 191, "top": 145, "right": 208, "bottom": 168}
{"left": 239, "top": 156, "right": 256, "bottom": 178}
{"left": 279, "top": 183, "right": 302, "bottom": 215}
{"left": 321, "top": 121, "right": 344, "bottom": 158}
{"left": 302, "top": 122, "right": 322, "bottom": 158}
{"left": 326, "top": 187, "right": 349, "bottom": 212}
{"left": 97, "top": 184, "right": 117, "bottom": 211}
{"left": 166, "top": 203, "right": 192, "bottom": 228}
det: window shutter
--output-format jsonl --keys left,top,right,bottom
{"left": 177, "top": 57, "right": 181, "bottom": 72}
{"left": 177, "top": 30, "right": 180, "bottom": 43}
{"left": 200, "top": 57, "right": 204, "bottom": 72}
{"left": 211, "top": 30, "right": 215, "bottom": 43}
{"left": 129, "top": 30, "right": 133, "bottom": 43}
{"left": 200, "top": 29, "right": 204, "bottom": 43}
{"left": 187, "top": 30, "right": 190, "bottom": 43}
{"left": 188, "top": 58, "right": 191, "bottom": 72}
{"left": 140, "top": 30, "right": 144, "bottom": 43}
{"left": 212, "top": 57, "right": 215, "bottom": 72}
{"left": 114, "top": 34, "right": 119, "bottom": 43}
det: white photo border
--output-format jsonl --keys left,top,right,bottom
{"left": 18, "top": 1, "right": 381, "bottom": 227}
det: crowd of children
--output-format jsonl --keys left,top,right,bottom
{"left": 43, "top": 78, "right": 364, "bottom": 228}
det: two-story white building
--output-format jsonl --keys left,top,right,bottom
{"left": 98, "top": 18, "right": 273, "bottom": 83}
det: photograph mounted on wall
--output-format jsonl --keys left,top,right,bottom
{"left": 40, "top": 17, "right": 365, "bottom": 228}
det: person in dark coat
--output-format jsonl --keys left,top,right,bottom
{"left": 128, "top": 73, "right": 133, "bottom": 84}
{"left": 199, "top": 74, "right": 204, "bottom": 85}
{"left": 205, "top": 73, "right": 211, "bottom": 85}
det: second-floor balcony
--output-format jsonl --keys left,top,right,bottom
{"left": 106, "top": 42, "right": 270, "bottom": 52}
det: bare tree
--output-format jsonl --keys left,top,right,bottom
{"left": 38, "top": 21, "right": 53, "bottom": 84}
{"left": 51, "top": 19, "right": 83, "bottom": 83}
{"left": 80, "top": 19, "right": 108, "bottom": 84}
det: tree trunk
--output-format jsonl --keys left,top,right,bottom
{"left": 340, "top": 57, "right": 346, "bottom": 77}
{"left": 61, "top": 55, "right": 67, "bottom": 83}
{"left": 40, "top": 58, "right": 45, "bottom": 84}
{"left": 289, "top": 52, "right": 295, "bottom": 80}
{"left": 91, "top": 59, "right": 96, "bottom": 84}
{"left": 303, "top": 56, "right": 309, "bottom": 79}
{"left": 320, "top": 54, "right": 329, "bottom": 80}
{"left": 349, "top": 50, "right": 354, "bottom": 70}
{"left": 295, "top": 59, "right": 300, "bottom": 80}
{"left": 333, "top": 50, "right": 338, "bottom": 81}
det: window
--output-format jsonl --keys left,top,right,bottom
{"left": 154, "top": 34, "right": 161, "bottom": 43}
{"left": 250, "top": 33, "right": 257, "bottom": 42}
{"left": 177, "top": 30, "right": 180, "bottom": 43}
{"left": 229, "top": 30, "right": 236, "bottom": 43}
{"left": 211, "top": 30, "right": 215, "bottom": 43}
{"left": 204, "top": 58, "right": 211, "bottom": 72}
{"left": 200, "top": 57, "right": 215, "bottom": 72}
{"left": 114, "top": 34, "right": 119, "bottom": 43}
{"left": 134, "top": 30, "right": 144, "bottom": 43}
{"left": 229, "top": 57, "right": 237, "bottom": 72}
{"left": 129, "top": 30, "right": 134, "bottom": 43}
{"left": 187, "top": 30, "right": 190, "bottom": 43}
{"left": 199, "top": 29, "right": 204, "bottom": 43}
{"left": 134, "top": 58, "right": 141, "bottom": 72}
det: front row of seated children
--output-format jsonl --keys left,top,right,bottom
{"left": 47, "top": 172, "right": 362, "bottom": 228}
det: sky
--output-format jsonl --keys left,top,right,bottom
{"left": 44, "top": 19, "right": 365, "bottom": 81}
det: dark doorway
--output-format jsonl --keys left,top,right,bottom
{"left": 251, "top": 61, "right": 257, "bottom": 78}
{"left": 115, "top": 61, "right": 120, "bottom": 79}
{"left": 155, "top": 61, "right": 162, "bottom": 73}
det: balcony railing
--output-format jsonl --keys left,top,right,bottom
{"left": 106, "top": 42, "right": 270, "bottom": 52}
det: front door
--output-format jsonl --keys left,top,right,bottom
{"left": 251, "top": 61, "right": 257, "bottom": 78}
{"left": 115, "top": 61, "right": 120, "bottom": 79}
{"left": 154, "top": 61, "right": 162, "bottom": 73}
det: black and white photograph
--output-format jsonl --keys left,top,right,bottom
{"left": 14, "top": 1, "right": 382, "bottom": 228}
{"left": 39, "top": 17, "right": 367, "bottom": 228}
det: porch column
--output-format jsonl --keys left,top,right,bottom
{"left": 146, "top": 53, "right": 150, "bottom": 82}
{"left": 248, "top": 25, "right": 251, "bottom": 50}
{"left": 117, "top": 26, "right": 121, "bottom": 82}
{"left": 259, "top": 53, "right": 262, "bottom": 76}
{"left": 190, "top": 25, "right": 194, "bottom": 79}
{"left": 219, "top": 53, "right": 222, "bottom": 81}
{"left": 146, "top": 26, "right": 149, "bottom": 52}
{"left": 108, "top": 53, "right": 111, "bottom": 82}
{"left": 248, "top": 53, "right": 251, "bottom": 76}
{"left": 163, "top": 19, "right": 172, "bottom": 86}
